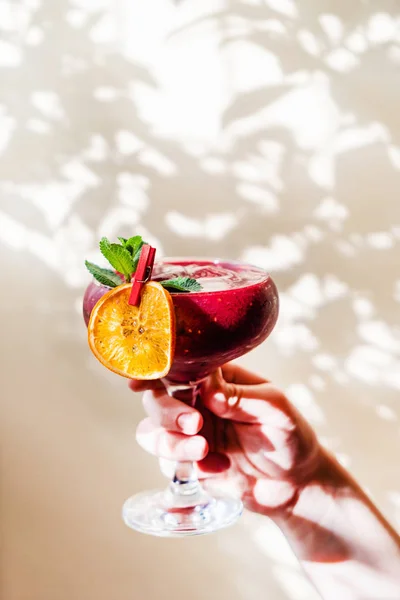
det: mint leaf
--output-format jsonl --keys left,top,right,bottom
{"left": 85, "top": 261, "right": 122, "bottom": 287}
{"left": 115, "top": 235, "right": 146, "bottom": 272}
{"left": 161, "top": 277, "right": 202, "bottom": 293}
{"left": 124, "top": 235, "right": 143, "bottom": 255}
{"left": 125, "top": 236, "right": 146, "bottom": 271}
{"left": 99, "top": 237, "right": 134, "bottom": 282}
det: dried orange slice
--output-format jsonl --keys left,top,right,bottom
{"left": 88, "top": 282, "right": 175, "bottom": 380}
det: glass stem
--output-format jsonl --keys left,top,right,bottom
{"left": 164, "top": 382, "right": 204, "bottom": 499}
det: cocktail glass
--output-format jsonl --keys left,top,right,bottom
{"left": 83, "top": 258, "right": 279, "bottom": 536}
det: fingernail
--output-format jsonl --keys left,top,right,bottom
{"left": 213, "top": 392, "right": 227, "bottom": 404}
{"left": 177, "top": 413, "right": 200, "bottom": 434}
{"left": 185, "top": 436, "right": 207, "bottom": 457}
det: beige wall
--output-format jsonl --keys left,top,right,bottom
{"left": 1, "top": 1, "right": 399, "bottom": 599}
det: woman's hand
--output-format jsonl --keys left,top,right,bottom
{"left": 130, "top": 363, "right": 400, "bottom": 599}
{"left": 130, "top": 363, "right": 322, "bottom": 515}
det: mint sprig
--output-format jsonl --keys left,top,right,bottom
{"left": 85, "top": 235, "right": 142, "bottom": 286}
{"left": 99, "top": 237, "right": 134, "bottom": 282}
{"left": 161, "top": 277, "right": 202, "bottom": 293}
{"left": 85, "top": 236, "right": 202, "bottom": 294}
{"left": 85, "top": 261, "right": 123, "bottom": 288}
{"left": 86, "top": 235, "right": 148, "bottom": 286}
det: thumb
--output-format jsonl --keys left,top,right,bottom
{"left": 202, "top": 369, "right": 291, "bottom": 427}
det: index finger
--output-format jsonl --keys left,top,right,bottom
{"left": 221, "top": 363, "right": 269, "bottom": 386}
{"left": 202, "top": 373, "right": 293, "bottom": 429}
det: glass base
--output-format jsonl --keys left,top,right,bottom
{"left": 122, "top": 489, "right": 243, "bottom": 537}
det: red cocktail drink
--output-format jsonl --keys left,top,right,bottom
{"left": 84, "top": 259, "right": 278, "bottom": 383}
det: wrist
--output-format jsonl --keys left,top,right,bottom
{"left": 269, "top": 449, "right": 355, "bottom": 562}
{"left": 272, "top": 448, "right": 400, "bottom": 575}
